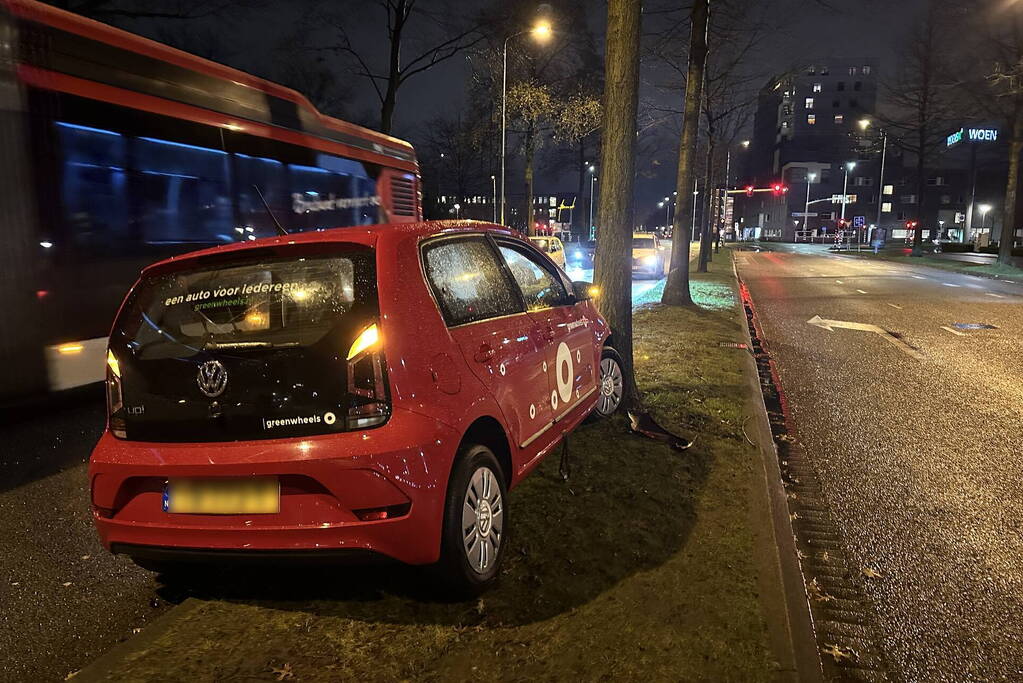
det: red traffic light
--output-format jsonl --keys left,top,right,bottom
{"left": 771, "top": 183, "right": 788, "bottom": 196}
{"left": 745, "top": 185, "right": 754, "bottom": 197}
{"left": 906, "top": 220, "right": 918, "bottom": 229}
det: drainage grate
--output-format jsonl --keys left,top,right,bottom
{"left": 739, "top": 279, "right": 892, "bottom": 682}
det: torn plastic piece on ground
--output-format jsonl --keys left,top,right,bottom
{"left": 627, "top": 411, "right": 694, "bottom": 451}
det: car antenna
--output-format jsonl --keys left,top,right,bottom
{"left": 253, "top": 185, "right": 288, "bottom": 236}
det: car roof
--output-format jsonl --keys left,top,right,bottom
{"left": 140, "top": 220, "right": 519, "bottom": 276}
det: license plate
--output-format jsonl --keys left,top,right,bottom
{"left": 163, "top": 477, "right": 279, "bottom": 514}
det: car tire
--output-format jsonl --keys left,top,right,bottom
{"left": 436, "top": 443, "right": 507, "bottom": 597}
{"left": 592, "top": 346, "right": 625, "bottom": 419}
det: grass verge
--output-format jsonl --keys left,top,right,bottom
{"left": 86, "top": 257, "right": 779, "bottom": 682}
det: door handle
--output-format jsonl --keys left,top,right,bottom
{"left": 474, "top": 343, "right": 495, "bottom": 363}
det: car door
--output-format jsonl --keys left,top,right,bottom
{"left": 494, "top": 238, "right": 597, "bottom": 434}
{"left": 421, "top": 235, "right": 553, "bottom": 459}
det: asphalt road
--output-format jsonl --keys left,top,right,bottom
{"left": 0, "top": 266, "right": 671, "bottom": 683}
{"left": 737, "top": 243, "right": 1023, "bottom": 682}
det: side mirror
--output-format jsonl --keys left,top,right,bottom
{"left": 572, "top": 281, "right": 595, "bottom": 301}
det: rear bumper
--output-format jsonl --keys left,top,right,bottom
{"left": 88, "top": 408, "right": 458, "bottom": 566}
{"left": 112, "top": 543, "right": 389, "bottom": 566}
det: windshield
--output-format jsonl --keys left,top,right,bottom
{"left": 633, "top": 238, "right": 655, "bottom": 249}
{"left": 531, "top": 238, "right": 551, "bottom": 251}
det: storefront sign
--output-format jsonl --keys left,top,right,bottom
{"left": 947, "top": 127, "right": 999, "bottom": 147}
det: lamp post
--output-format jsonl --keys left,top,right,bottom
{"left": 860, "top": 119, "right": 887, "bottom": 245}
{"left": 841, "top": 161, "right": 855, "bottom": 222}
{"left": 588, "top": 166, "right": 597, "bottom": 236}
{"left": 980, "top": 204, "right": 992, "bottom": 235}
{"left": 453, "top": 203, "right": 461, "bottom": 219}
{"left": 500, "top": 21, "right": 552, "bottom": 226}
{"left": 490, "top": 175, "right": 497, "bottom": 223}
{"left": 663, "top": 196, "right": 672, "bottom": 231}
{"left": 804, "top": 172, "right": 817, "bottom": 237}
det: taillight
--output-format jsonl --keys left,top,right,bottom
{"left": 346, "top": 323, "right": 390, "bottom": 429}
{"left": 106, "top": 350, "right": 126, "bottom": 438}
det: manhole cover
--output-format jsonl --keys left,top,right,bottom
{"left": 718, "top": 342, "right": 749, "bottom": 349}
{"left": 952, "top": 322, "right": 998, "bottom": 330}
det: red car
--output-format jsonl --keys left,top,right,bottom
{"left": 89, "top": 221, "right": 624, "bottom": 593}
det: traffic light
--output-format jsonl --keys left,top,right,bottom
{"left": 745, "top": 185, "right": 754, "bottom": 198}
{"left": 906, "top": 220, "right": 918, "bottom": 229}
{"left": 771, "top": 183, "right": 788, "bottom": 196}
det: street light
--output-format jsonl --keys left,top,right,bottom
{"left": 804, "top": 172, "right": 817, "bottom": 235}
{"left": 453, "top": 202, "right": 461, "bottom": 219}
{"left": 500, "top": 21, "right": 553, "bottom": 225}
{"left": 980, "top": 204, "right": 992, "bottom": 233}
{"left": 841, "top": 161, "right": 855, "bottom": 223}
{"left": 662, "top": 196, "right": 671, "bottom": 230}
{"left": 859, "top": 118, "right": 888, "bottom": 245}
{"left": 588, "top": 166, "right": 597, "bottom": 235}
{"left": 490, "top": 175, "right": 497, "bottom": 223}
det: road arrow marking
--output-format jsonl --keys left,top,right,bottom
{"left": 807, "top": 315, "right": 925, "bottom": 360}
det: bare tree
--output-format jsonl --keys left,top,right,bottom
{"left": 964, "top": 4, "right": 1023, "bottom": 264}
{"left": 879, "top": 0, "right": 960, "bottom": 256}
{"left": 661, "top": 0, "right": 709, "bottom": 306}
{"left": 593, "top": 0, "right": 642, "bottom": 410}
{"left": 305, "top": 0, "right": 486, "bottom": 134}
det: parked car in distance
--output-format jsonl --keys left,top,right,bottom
{"left": 528, "top": 235, "right": 566, "bottom": 268}
{"left": 632, "top": 232, "right": 666, "bottom": 279}
{"left": 89, "top": 221, "right": 625, "bottom": 594}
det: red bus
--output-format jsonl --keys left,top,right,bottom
{"left": 0, "top": 0, "right": 422, "bottom": 401}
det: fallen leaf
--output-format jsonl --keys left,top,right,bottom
{"left": 822, "top": 643, "right": 856, "bottom": 663}
{"left": 862, "top": 567, "right": 883, "bottom": 579}
{"left": 789, "top": 511, "right": 801, "bottom": 521}
{"left": 80, "top": 555, "right": 90, "bottom": 561}
{"left": 132, "top": 628, "right": 142, "bottom": 635}
{"left": 820, "top": 551, "right": 830, "bottom": 563}
{"left": 10, "top": 583, "right": 19, "bottom": 587}
{"left": 62, "top": 582, "right": 72, "bottom": 587}
{"left": 806, "top": 578, "right": 834, "bottom": 603}
{"left": 475, "top": 598, "right": 485, "bottom": 615}
{"left": 269, "top": 663, "right": 294, "bottom": 681}
{"left": 64, "top": 671, "right": 79, "bottom": 680}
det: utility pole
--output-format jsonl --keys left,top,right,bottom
{"left": 804, "top": 172, "right": 817, "bottom": 237}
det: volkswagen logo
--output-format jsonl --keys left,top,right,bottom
{"left": 196, "top": 359, "right": 228, "bottom": 398}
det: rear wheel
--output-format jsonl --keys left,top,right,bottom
{"left": 437, "top": 444, "right": 507, "bottom": 596}
{"left": 593, "top": 346, "right": 624, "bottom": 418}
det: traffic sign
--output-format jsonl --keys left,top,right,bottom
{"left": 853, "top": 216, "right": 865, "bottom": 228}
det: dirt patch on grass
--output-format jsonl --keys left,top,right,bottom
{"left": 89, "top": 259, "right": 779, "bottom": 682}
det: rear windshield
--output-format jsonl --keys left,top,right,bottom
{"left": 108, "top": 246, "right": 379, "bottom": 442}
{"left": 633, "top": 238, "right": 655, "bottom": 249}
{"left": 119, "top": 251, "right": 374, "bottom": 359}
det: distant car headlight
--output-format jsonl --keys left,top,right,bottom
{"left": 643, "top": 255, "right": 657, "bottom": 266}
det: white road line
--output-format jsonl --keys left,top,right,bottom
{"left": 941, "top": 326, "right": 967, "bottom": 337}
{"left": 835, "top": 280, "right": 843, "bottom": 284}
{"left": 912, "top": 275, "right": 926, "bottom": 280}
{"left": 856, "top": 289, "right": 868, "bottom": 294}
{"left": 942, "top": 283, "right": 961, "bottom": 288}
{"left": 985, "top": 292, "right": 1005, "bottom": 298}
{"left": 887, "top": 303, "right": 903, "bottom": 309}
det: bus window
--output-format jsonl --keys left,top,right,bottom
{"left": 135, "top": 137, "right": 233, "bottom": 244}
{"left": 57, "top": 122, "right": 130, "bottom": 249}
{"left": 235, "top": 154, "right": 287, "bottom": 239}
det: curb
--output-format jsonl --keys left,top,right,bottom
{"left": 729, "top": 252, "right": 823, "bottom": 683}
{"left": 72, "top": 598, "right": 204, "bottom": 682}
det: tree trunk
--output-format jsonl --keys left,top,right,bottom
{"left": 999, "top": 101, "right": 1023, "bottom": 265}
{"left": 698, "top": 138, "right": 715, "bottom": 272}
{"left": 379, "top": 0, "right": 406, "bottom": 134}
{"left": 593, "top": 0, "right": 642, "bottom": 411}
{"left": 911, "top": 122, "right": 927, "bottom": 256}
{"left": 525, "top": 131, "right": 536, "bottom": 235}
{"left": 661, "top": 0, "right": 709, "bottom": 305}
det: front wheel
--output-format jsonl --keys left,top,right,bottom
{"left": 593, "top": 346, "right": 624, "bottom": 418}
{"left": 436, "top": 444, "right": 507, "bottom": 596}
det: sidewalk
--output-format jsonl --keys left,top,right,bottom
{"left": 77, "top": 258, "right": 809, "bottom": 683}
